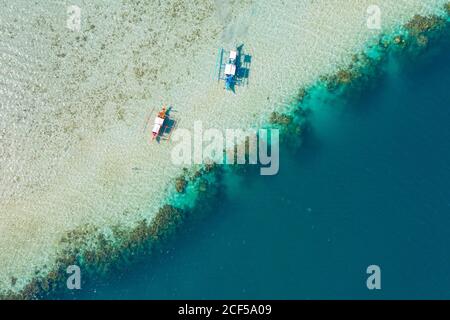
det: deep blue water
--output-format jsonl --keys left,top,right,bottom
{"left": 65, "top": 35, "right": 450, "bottom": 299}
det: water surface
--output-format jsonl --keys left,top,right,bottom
{"left": 62, "top": 34, "right": 450, "bottom": 300}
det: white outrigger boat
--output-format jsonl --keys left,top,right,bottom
{"left": 216, "top": 48, "right": 238, "bottom": 90}
{"left": 223, "top": 49, "right": 237, "bottom": 90}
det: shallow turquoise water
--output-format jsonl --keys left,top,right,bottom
{"left": 59, "top": 33, "right": 450, "bottom": 299}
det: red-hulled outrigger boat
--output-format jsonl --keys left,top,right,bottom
{"left": 152, "top": 106, "right": 167, "bottom": 140}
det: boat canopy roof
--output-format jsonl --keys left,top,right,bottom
{"left": 154, "top": 117, "right": 165, "bottom": 125}
{"left": 224, "top": 64, "right": 236, "bottom": 76}
{"left": 229, "top": 50, "right": 237, "bottom": 60}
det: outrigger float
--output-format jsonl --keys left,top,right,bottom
{"left": 151, "top": 106, "right": 167, "bottom": 140}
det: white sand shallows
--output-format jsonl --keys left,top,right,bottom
{"left": 0, "top": 0, "right": 447, "bottom": 293}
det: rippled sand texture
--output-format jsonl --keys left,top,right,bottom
{"left": 0, "top": 0, "right": 447, "bottom": 293}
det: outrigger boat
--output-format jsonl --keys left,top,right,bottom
{"left": 151, "top": 106, "right": 167, "bottom": 140}
{"left": 224, "top": 50, "right": 237, "bottom": 90}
